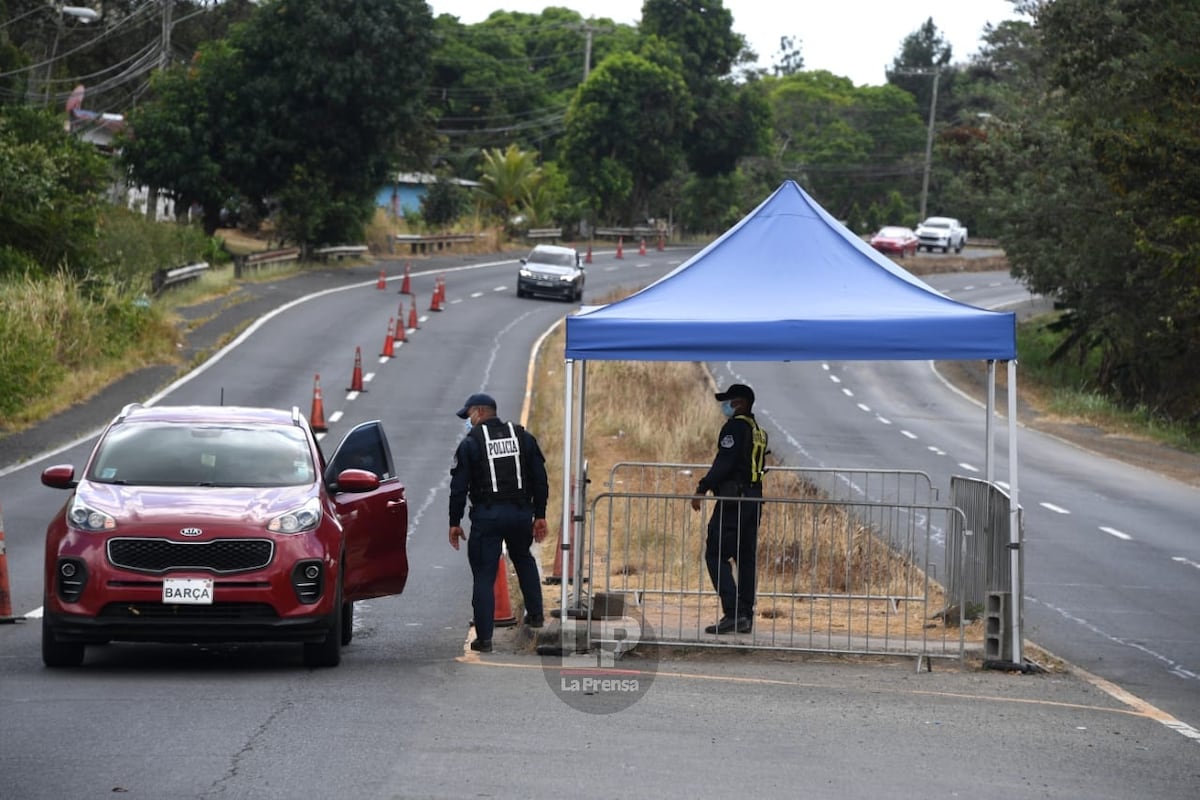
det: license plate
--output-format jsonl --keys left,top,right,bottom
{"left": 162, "top": 577, "right": 214, "bottom": 605}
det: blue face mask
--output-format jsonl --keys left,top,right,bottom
{"left": 463, "top": 418, "right": 473, "bottom": 435}
{"left": 721, "top": 400, "right": 735, "bottom": 417}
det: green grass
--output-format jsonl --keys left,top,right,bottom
{"left": 1016, "top": 316, "right": 1198, "bottom": 452}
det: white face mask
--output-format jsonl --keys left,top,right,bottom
{"left": 721, "top": 400, "right": 735, "bottom": 417}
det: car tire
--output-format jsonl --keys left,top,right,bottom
{"left": 42, "top": 614, "right": 85, "bottom": 668}
{"left": 955, "top": 242, "right": 964, "bottom": 254}
{"left": 303, "top": 572, "right": 343, "bottom": 668}
{"left": 340, "top": 600, "right": 353, "bottom": 646}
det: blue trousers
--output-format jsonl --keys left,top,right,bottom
{"left": 466, "top": 504, "right": 543, "bottom": 641}
{"left": 705, "top": 492, "right": 762, "bottom": 621}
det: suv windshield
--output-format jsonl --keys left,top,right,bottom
{"left": 88, "top": 423, "right": 315, "bottom": 487}
{"left": 529, "top": 250, "right": 576, "bottom": 268}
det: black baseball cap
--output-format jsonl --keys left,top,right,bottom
{"left": 714, "top": 383, "right": 754, "bottom": 404}
{"left": 456, "top": 392, "right": 497, "bottom": 419}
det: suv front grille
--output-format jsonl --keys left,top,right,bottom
{"left": 107, "top": 538, "right": 274, "bottom": 574}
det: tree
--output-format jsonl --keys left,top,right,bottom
{"left": 120, "top": 42, "right": 240, "bottom": 235}
{"left": 476, "top": 143, "right": 541, "bottom": 225}
{"left": 0, "top": 106, "right": 108, "bottom": 276}
{"left": 558, "top": 51, "right": 694, "bottom": 223}
{"left": 640, "top": 0, "right": 768, "bottom": 179}
{"left": 765, "top": 71, "right": 924, "bottom": 221}
{"left": 223, "top": 0, "right": 436, "bottom": 245}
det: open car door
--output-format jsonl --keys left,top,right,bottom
{"left": 324, "top": 420, "right": 408, "bottom": 600}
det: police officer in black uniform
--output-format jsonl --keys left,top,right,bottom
{"left": 448, "top": 393, "right": 549, "bottom": 653}
{"left": 691, "top": 383, "right": 768, "bottom": 634}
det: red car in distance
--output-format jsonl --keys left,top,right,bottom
{"left": 40, "top": 404, "right": 409, "bottom": 668}
{"left": 869, "top": 226, "right": 919, "bottom": 258}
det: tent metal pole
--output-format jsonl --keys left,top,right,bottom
{"left": 560, "top": 358, "right": 575, "bottom": 630}
{"left": 985, "top": 361, "right": 996, "bottom": 484}
{"left": 1007, "top": 360, "right": 1023, "bottom": 666}
{"left": 572, "top": 361, "right": 588, "bottom": 608}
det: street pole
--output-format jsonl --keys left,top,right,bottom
{"left": 918, "top": 68, "right": 940, "bottom": 221}
{"left": 896, "top": 66, "right": 941, "bottom": 220}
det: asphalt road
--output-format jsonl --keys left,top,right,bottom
{"left": 1, "top": 246, "right": 1197, "bottom": 798}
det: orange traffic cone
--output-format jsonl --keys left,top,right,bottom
{"left": 376, "top": 269, "right": 387, "bottom": 290}
{"left": 393, "top": 307, "right": 407, "bottom": 343}
{"left": 398, "top": 261, "right": 412, "bottom": 295}
{"left": 639, "top": 237, "right": 647, "bottom": 256}
{"left": 616, "top": 236, "right": 624, "bottom": 259}
{"left": 585, "top": 243, "right": 593, "bottom": 264}
{"left": 657, "top": 233, "right": 665, "bottom": 251}
{"left": 408, "top": 299, "right": 419, "bottom": 331}
{"left": 0, "top": 503, "right": 16, "bottom": 623}
{"left": 428, "top": 284, "right": 442, "bottom": 312}
{"left": 493, "top": 549, "right": 517, "bottom": 627}
{"left": 347, "top": 346, "right": 366, "bottom": 392}
{"left": 309, "top": 374, "right": 328, "bottom": 432}
{"left": 437, "top": 275, "right": 447, "bottom": 306}
{"left": 380, "top": 318, "right": 395, "bottom": 358}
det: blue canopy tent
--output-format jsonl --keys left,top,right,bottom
{"left": 556, "top": 180, "right": 1023, "bottom": 663}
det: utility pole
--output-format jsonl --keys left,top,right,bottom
{"left": 160, "top": 0, "right": 173, "bottom": 71}
{"left": 570, "top": 23, "right": 612, "bottom": 83}
{"left": 897, "top": 67, "right": 941, "bottom": 221}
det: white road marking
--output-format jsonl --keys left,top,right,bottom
{"left": 841, "top": 388, "right": 854, "bottom": 397}
{"left": 829, "top": 375, "right": 841, "bottom": 383}
{"left": 345, "top": 391, "right": 360, "bottom": 400}
{"left": 876, "top": 415, "right": 892, "bottom": 425}
{"left": 1040, "top": 502, "right": 1070, "bottom": 514}
{"left": 856, "top": 403, "right": 871, "bottom": 413}
{"left": 957, "top": 462, "right": 979, "bottom": 472}
{"left": 363, "top": 372, "right": 375, "bottom": 383}
{"left": 1100, "top": 526, "right": 1132, "bottom": 541}
{"left": 492, "top": 286, "right": 507, "bottom": 293}
{"left": 1172, "top": 556, "right": 1200, "bottom": 570}
{"left": 470, "top": 291, "right": 484, "bottom": 298}
{"left": 900, "top": 430, "right": 918, "bottom": 439}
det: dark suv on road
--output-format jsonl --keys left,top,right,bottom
{"left": 517, "top": 244, "right": 585, "bottom": 301}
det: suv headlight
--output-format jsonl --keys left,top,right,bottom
{"left": 267, "top": 497, "right": 322, "bottom": 533}
{"left": 519, "top": 268, "right": 534, "bottom": 278}
{"left": 67, "top": 497, "right": 116, "bottom": 532}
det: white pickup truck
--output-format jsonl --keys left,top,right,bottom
{"left": 915, "top": 216, "right": 967, "bottom": 253}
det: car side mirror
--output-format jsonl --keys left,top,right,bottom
{"left": 41, "top": 464, "right": 78, "bottom": 489}
{"left": 520, "top": 258, "right": 528, "bottom": 265}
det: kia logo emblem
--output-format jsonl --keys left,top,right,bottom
{"left": 180, "top": 527, "right": 203, "bottom": 537}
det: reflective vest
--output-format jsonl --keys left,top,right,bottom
{"left": 467, "top": 420, "right": 528, "bottom": 505}
{"left": 734, "top": 414, "right": 768, "bottom": 486}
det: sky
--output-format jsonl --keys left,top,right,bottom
{"left": 427, "top": 1, "right": 1021, "bottom": 86}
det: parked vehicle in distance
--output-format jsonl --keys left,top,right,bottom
{"left": 915, "top": 216, "right": 968, "bottom": 253}
{"left": 869, "top": 226, "right": 919, "bottom": 258}
{"left": 39, "top": 403, "right": 409, "bottom": 669}
{"left": 517, "top": 244, "right": 585, "bottom": 302}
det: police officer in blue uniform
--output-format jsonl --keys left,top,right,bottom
{"left": 448, "top": 393, "right": 549, "bottom": 653}
{"left": 691, "top": 383, "right": 768, "bottom": 634}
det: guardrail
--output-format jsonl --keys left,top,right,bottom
{"left": 593, "top": 226, "right": 669, "bottom": 240}
{"left": 233, "top": 247, "right": 300, "bottom": 278}
{"left": 525, "top": 227, "right": 562, "bottom": 242}
{"left": 313, "top": 244, "right": 369, "bottom": 261}
{"left": 387, "top": 232, "right": 481, "bottom": 255}
{"left": 151, "top": 261, "right": 210, "bottom": 294}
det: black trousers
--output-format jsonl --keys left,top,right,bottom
{"left": 466, "top": 503, "right": 543, "bottom": 641}
{"left": 705, "top": 490, "right": 762, "bottom": 621}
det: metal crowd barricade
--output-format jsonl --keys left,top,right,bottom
{"left": 584, "top": 463, "right": 970, "bottom": 666}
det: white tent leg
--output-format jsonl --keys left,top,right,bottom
{"left": 1007, "top": 360, "right": 1023, "bottom": 666}
{"left": 985, "top": 360, "right": 996, "bottom": 483}
{"left": 560, "top": 359, "right": 575, "bottom": 628}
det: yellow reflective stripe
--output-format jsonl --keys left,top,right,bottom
{"left": 734, "top": 415, "right": 768, "bottom": 484}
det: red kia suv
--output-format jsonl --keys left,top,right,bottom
{"left": 40, "top": 403, "right": 408, "bottom": 668}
